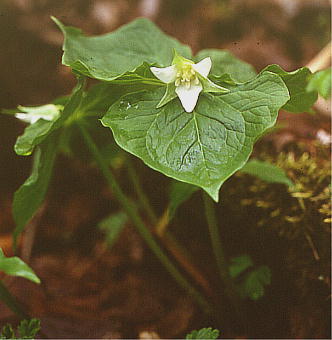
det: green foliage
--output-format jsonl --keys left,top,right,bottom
{"left": 12, "top": 78, "right": 86, "bottom": 247}
{"left": 262, "top": 65, "right": 317, "bottom": 113}
{"left": 14, "top": 118, "right": 59, "bottom": 157}
{"left": 53, "top": 17, "right": 191, "bottom": 81}
{"left": 17, "top": 319, "right": 40, "bottom": 339}
{"left": 0, "top": 324, "right": 15, "bottom": 339}
{"left": 240, "top": 159, "right": 293, "bottom": 187}
{"left": 195, "top": 49, "right": 257, "bottom": 82}
{"left": 0, "top": 319, "right": 40, "bottom": 339}
{"left": 0, "top": 248, "right": 40, "bottom": 283}
{"left": 307, "top": 67, "right": 331, "bottom": 99}
{"left": 241, "top": 265, "right": 271, "bottom": 301}
{"left": 102, "top": 71, "right": 289, "bottom": 201}
{"left": 186, "top": 327, "right": 220, "bottom": 339}
{"left": 99, "top": 211, "right": 128, "bottom": 248}
{"left": 229, "top": 255, "right": 271, "bottom": 300}
{"left": 14, "top": 78, "right": 85, "bottom": 156}
{"left": 12, "top": 137, "right": 57, "bottom": 248}
{"left": 168, "top": 181, "right": 199, "bottom": 220}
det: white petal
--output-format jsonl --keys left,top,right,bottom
{"left": 150, "top": 65, "right": 177, "bottom": 83}
{"left": 15, "top": 113, "right": 32, "bottom": 123}
{"left": 30, "top": 116, "right": 40, "bottom": 124}
{"left": 175, "top": 83, "right": 202, "bottom": 113}
{"left": 192, "top": 57, "right": 212, "bottom": 78}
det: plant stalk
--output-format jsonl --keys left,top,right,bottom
{"left": 202, "top": 192, "right": 244, "bottom": 324}
{"left": 126, "top": 158, "right": 214, "bottom": 297}
{"left": 79, "top": 124, "right": 212, "bottom": 313}
{"left": 0, "top": 280, "right": 28, "bottom": 319}
{"left": 126, "top": 158, "right": 158, "bottom": 224}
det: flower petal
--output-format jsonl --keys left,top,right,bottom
{"left": 192, "top": 57, "right": 212, "bottom": 78}
{"left": 175, "top": 83, "right": 202, "bottom": 113}
{"left": 150, "top": 65, "right": 177, "bottom": 83}
{"left": 15, "top": 113, "right": 32, "bottom": 123}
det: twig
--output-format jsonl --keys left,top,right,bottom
{"left": 306, "top": 41, "right": 331, "bottom": 73}
{"left": 306, "top": 41, "right": 331, "bottom": 116}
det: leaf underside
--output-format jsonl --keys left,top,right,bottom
{"left": 102, "top": 71, "right": 289, "bottom": 201}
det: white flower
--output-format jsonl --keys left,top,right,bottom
{"left": 150, "top": 52, "right": 229, "bottom": 112}
{"left": 15, "top": 104, "right": 61, "bottom": 124}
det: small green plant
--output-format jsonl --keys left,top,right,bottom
{"left": 0, "top": 319, "right": 40, "bottom": 339}
{"left": 2, "top": 16, "right": 325, "bottom": 332}
{"left": 186, "top": 327, "right": 220, "bottom": 339}
{"left": 0, "top": 248, "right": 40, "bottom": 319}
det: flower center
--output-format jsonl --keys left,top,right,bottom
{"left": 175, "top": 63, "right": 200, "bottom": 89}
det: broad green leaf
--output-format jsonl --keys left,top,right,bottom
{"left": 14, "top": 78, "right": 85, "bottom": 156}
{"left": 263, "top": 65, "right": 317, "bottom": 113}
{"left": 53, "top": 17, "right": 191, "bottom": 81}
{"left": 102, "top": 71, "right": 289, "bottom": 201}
{"left": 99, "top": 211, "right": 128, "bottom": 248}
{"left": 186, "top": 327, "right": 220, "bottom": 339}
{"left": 240, "top": 159, "right": 293, "bottom": 187}
{"left": 195, "top": 49, "right": 257, "bottom": 82}
{"left": 229, "top": 255, "right": 271, "bottom": 301}
{"left": 12, "top": 135, "right": 57, "bottom": 247}
{"left": 239, "top": 266, "right": 271, "bottom": 301}
{"left": 168, "top": 181, "right": 199, "bottom": 220}
{"left": 0, "top": 248, "right": 40, "bottom": 283}
{"left": 307, "top": 67, "right": 331, "bottom": 99}
{"left": 229, "top": 255, "right": 253, "bottom": 279}
{"left": 17, "top": 319, "right": 41, "bottom": 339}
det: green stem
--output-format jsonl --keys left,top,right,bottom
{"left": 126, "top": 158, "right": 158, "bottom": 224}
{"left": 202, "top": 192, "right": 244, "bottom": 322}
{"left": 0, "top": 280, "right": 28, "bottom": 319}
{"left": 79, "top": 124, "right": 212, "bottom": 313}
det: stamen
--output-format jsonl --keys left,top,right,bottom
{"left": 174, "top": 63, "right": 200, "bottom": 89}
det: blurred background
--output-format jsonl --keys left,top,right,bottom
{"left": 0, "top": 0, "right": 330, "bottom": 338}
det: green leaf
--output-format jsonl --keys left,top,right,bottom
{"left": 262, "top": 65, "right": 318, "bottom": 113}
{"left": 240, "top": 159, "right": 293, "bottom": 187}
{"left": 14, "top": 119, "right": 59, "bottom": 156}
{"left": 0, "top": 248, "right": 40, "bottom": 283}
{"left": 17, "top": 319, "right": 41, "bottom": 339}
{"left": 99, "top": 211, "right": 128, "bottom": 248}
{"left": 307, "top": 67, "right": 331, "bottom": 99}
{"left": 12, "top": 136, "right": 57, "bottom": 247}
{"left": 102, "top": 71, "right": 289, "bottom": 201}
{"left": 239, "top": 266, "right": 271, "bottom": 301}
{"left": 53, "top": 17, "right": 191, "bottom": 81}
{"left": 168, "top": 181, "right": 199, "bottom": 220}
{"left": 229, "top": 255, "right": 271, "bottom": 301}
{"left": 195, "top": 49, "right": 257, "bottom": 82}
{"left": 0, "top": 324, "right": 15, "bottom": 339}
{"left": 186, "top": 327, "right": 220, "bottom": 339}
{"left": 229, "top": 255, "right": 253, "bottom": 279}
{"left": 14, "top": 77, "right": 85, "bottom": 156}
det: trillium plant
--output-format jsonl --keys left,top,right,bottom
{"left": 3, "top": 17, "right": 323, "bottom": 323}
